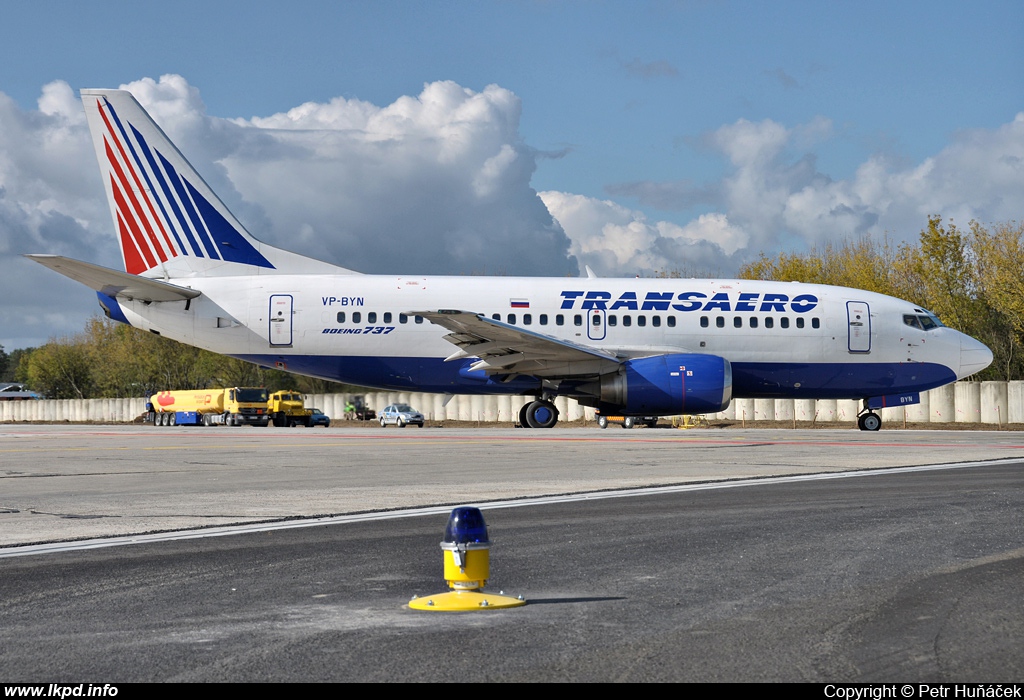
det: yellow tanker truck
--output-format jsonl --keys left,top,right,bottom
{"left": 148, "top": 387, "right": 271, "bottom": 427}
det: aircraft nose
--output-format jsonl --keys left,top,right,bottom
{"left": 959, "top": 334, "right": 994, "bottom": 378}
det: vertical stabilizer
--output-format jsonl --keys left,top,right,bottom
{"left": 81, "top": 89, "right": 356, "bottom": 278}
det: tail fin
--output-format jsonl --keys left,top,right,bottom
{"left": 81, "top": 89, "right": 356, "bottom": 278}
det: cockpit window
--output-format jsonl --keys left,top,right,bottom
{"left": 904, "top": 313, "right": 942, "bottom": 331}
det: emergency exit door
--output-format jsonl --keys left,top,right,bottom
{"left": 269, "top": 294, "right": 294, "bottom": 346}
{"left": 587, "top": 308, "right": 606, "bottom": 340}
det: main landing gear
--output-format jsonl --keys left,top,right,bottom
{"left": 518, "top": 399, "right": 559, "bottom": 429}
{"left": 857, "top": 411, "right": 882, "bottom": 431}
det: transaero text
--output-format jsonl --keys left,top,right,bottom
{"left": 559, "top": 290, "right": 819, "bottom": 313}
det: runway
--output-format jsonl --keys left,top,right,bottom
{"left": 3, "top": 424, "right": 1024, "bottom": 547}
{"left": 1, "top": 425, "right": 1022, "bottom": 681}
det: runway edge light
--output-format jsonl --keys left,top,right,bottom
{"left": 408, "top": 506, "right": 526, "bottom": 611}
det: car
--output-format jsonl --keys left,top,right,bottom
{"left": 379, "top": 403, "right": 425, "bottom": 428}
{"left": 307, "top": 408, "right": 331, "bottom": 427}
{"left": 595, "top": 410, "right": 658, "bottom": 429}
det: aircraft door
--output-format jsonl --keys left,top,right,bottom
{"left": 847, "top": 301, "right": 871, "bottom": 353}
{"left": 269, "top": 294, "right": 294, "bottom": 347}
{"left": 587, "top": 308, "right": 606, "bottom": 341}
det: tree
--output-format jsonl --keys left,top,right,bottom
{"left": 26, "top": 338, "right": 94, "bottom": 399}
{"left": 738, "top": 218, "right": 1024, "bottom": 380}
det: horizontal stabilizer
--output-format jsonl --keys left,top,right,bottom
{"left": 25, "top": 255, "right": 201, "bottom": 303}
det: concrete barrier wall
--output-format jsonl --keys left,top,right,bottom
{"left": 3, "top": 382, "right": 1023, "bottom": 426}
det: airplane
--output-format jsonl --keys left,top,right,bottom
{"left": 27, "top": 89, "right": 994, "bottom": 430}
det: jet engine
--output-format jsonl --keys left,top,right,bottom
{"left": 586, "top": 353, "right": 732, "bottom": 416}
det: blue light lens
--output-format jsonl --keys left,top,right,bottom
{"left": 443, "top": 507, "right": 489, "bottom": 544}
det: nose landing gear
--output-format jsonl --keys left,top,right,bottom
{"left": 857, "top": 411, "right": 882, "bottom": 431}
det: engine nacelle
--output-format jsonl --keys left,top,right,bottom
{"left": 594, "top": 353, "right": 732, "bottom": 416}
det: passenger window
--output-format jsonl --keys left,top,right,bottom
{"left": 574, "top": 315, "right": 582, "bottom": 326}
{"left": 353, "top": 312, "right": 361, "bottom": 323}
{"left": 812, "top": 318, "right": 820, "bottom": 329}
{"left": 716, "top": 317, "right": 725, "bottom": 328}
{"left": 623, "top": 316, "right": 632, "bottom": 327}
{"left": 337, "top": 312, "right": 346, "bottom": 323}
{"left": 667, "top": 316, "right": 676, "bottom": 328}
{"left": 638, "top": 316, "right": 646, "bottom": 327}
{"left": 415, "top": 315, "right": 423, "bottom": 324}
{"left": 700, "top": 316, "right": 709, "bottom": 328}
{"left": 383, "top": 312, "right": 392, "bottom": 323}
{"left": 796, "top": 318, "right": 804, "bottom": 329}
{"left": 749, "top": 317, "right": 758, "bottom": 328}
{"left": 540, "top": 314, "right": 548, "bottom": 325}
{"left": 508, "top": 314, "right": 516, "bottom": 324}
{"left": 399, "top": 314, "right": 408, "bottom": 324}
{"left": 492, "top": 313, "right": 500, "bottom": 320}
{"left": 781, "top": 317, "right": 789, "bottom": 329}
{"left": 608, "top": 315, "right": 617, "bottom": 327}
{"left": 368, "top": 312, "right": 377, "bottom": 324}
{"left": 652, "top": 316, "right": 661, "bottom": 327}
{"left": 523, "top": 314, "right": 532, "bottom": 325}
{"left": 733, "top": 317, "right": 742, "bottom": 328}
{"left": 556, "top": 315, "right": 565, "bottom": 326}
{"left": 592, "top": 314, "right": 601, "bottom": 326}
{"left": 765, "top": 317, "right": 773, "bottom": 329}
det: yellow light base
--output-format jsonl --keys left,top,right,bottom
{"left": 408, "top": 590, "right": 527, "bottom": 611}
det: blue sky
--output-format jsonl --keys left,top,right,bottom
{"left": 1, "top": 0, "right": 1022, "bottom": 348}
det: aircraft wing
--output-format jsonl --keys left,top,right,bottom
{"left": 413, "top": 310, "right": 622, "bottom": 378}
{"left": 25, "top": 255, "right": 201, "bottom": 302}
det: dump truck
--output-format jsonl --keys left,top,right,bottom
{"left": 267, "top": 390, "right": 311, "bottom": 427}
{"left": 149, "top": 387, "right": 271, "bottom": 426}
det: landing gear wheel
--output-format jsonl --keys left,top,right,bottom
{"left": 858, "top": 413, "right": 882, "bottom": 431}
{"left": 598, "top": 415, "right": 608, "bottom": 429}
{"left": 518, "top": 402, "right": 532, "bottom": 428}
{"left": 525, "top": 400, "right": 559, "bottom": 429}
{"left": 623, "top": 416, "right": 635, "bottom": 429}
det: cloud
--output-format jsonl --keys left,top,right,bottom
{"left": 550, "top": 112, "right": 1024, "bottom": 279}
{"left": 540, "top": 191, "right": 745, "bottom": 277}
{"left": 621, "top": 57, "right": 679, "bottom": 79}
{"left": 0, "top": 81, "right": 114, "bottom": 350}
{"left": 764, "top": 68, "right": 799, "bottom": 90}
{"left": 223, "top": 79, "right": 577, "bottom": 276}
{"left": 1, "top": 75, "right": 578, "bottom": 348}
{"left": 604, "top": 179, "right": 719, "bottom": 211}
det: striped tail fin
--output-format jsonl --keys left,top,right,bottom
{"left": 81, "top": 89, "right": 355, "bottom": 278}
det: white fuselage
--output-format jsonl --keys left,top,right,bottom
{"left": 109, "top": 274, "right": 987, "bottom": 401}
